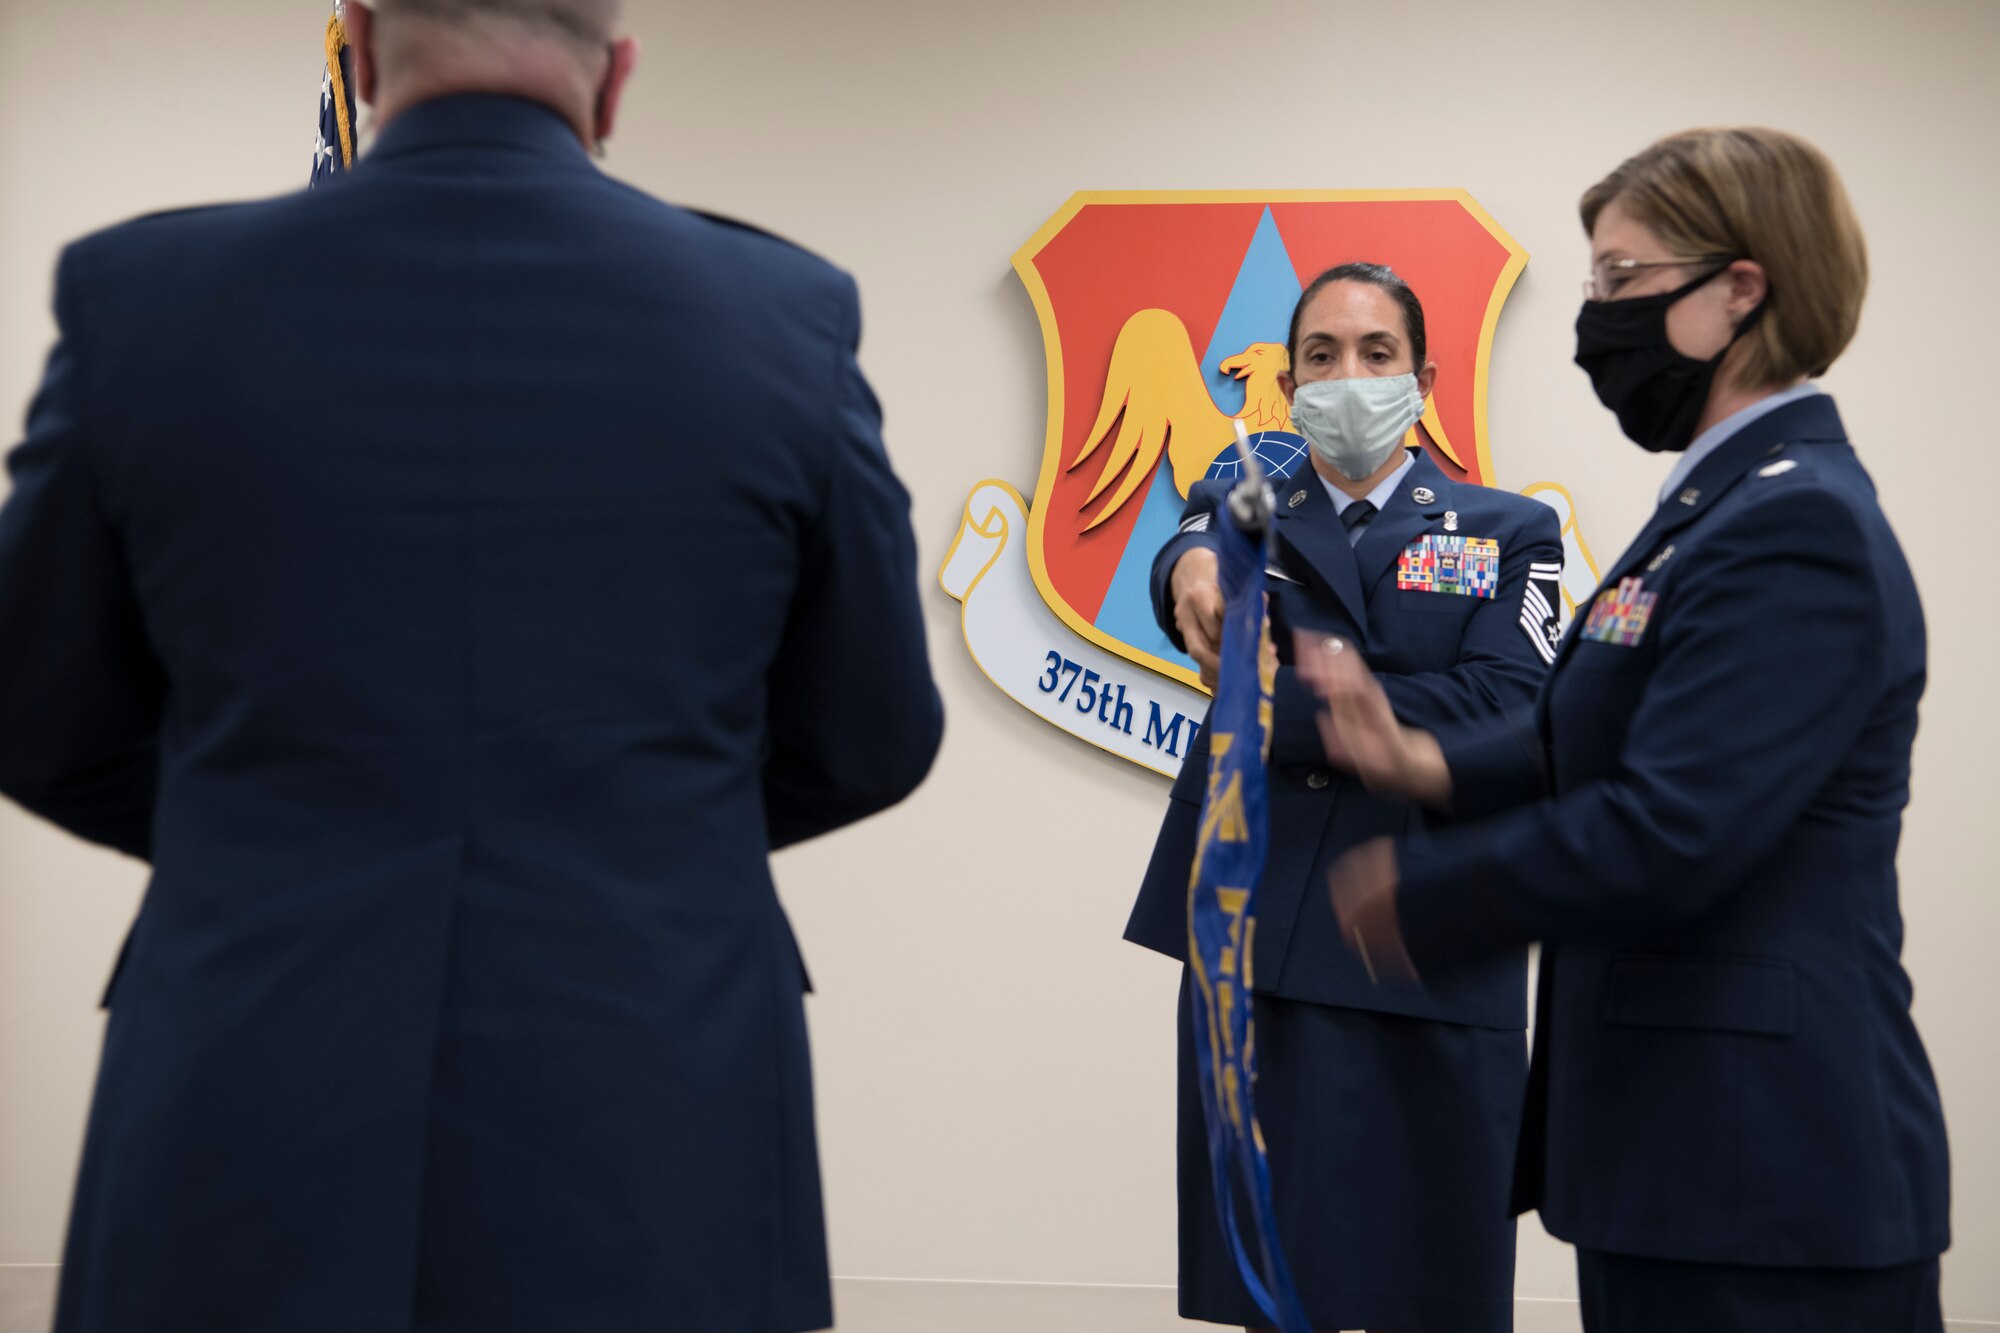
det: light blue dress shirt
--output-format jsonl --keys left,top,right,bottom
{"left": 1319, "top": 448, "right": 1417, "bottom": 546}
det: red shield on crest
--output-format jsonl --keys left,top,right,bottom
{"left": 1013, "top": 192, "right": 1527, "bottom": 689}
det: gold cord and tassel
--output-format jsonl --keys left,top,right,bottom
{"left": 324, "top": 14, "right": 354, "bottom": 169}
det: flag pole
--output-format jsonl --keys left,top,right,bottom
{"left": 1226, "top": 418, "right": 1274, "bottom": 535}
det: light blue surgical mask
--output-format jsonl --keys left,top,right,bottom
{"left": 1290, "top": 374, "right": 1425, "bottom": 481}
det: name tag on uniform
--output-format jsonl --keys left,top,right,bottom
{"left": 1398, "top": 534, "right": 1500, "bottom": 599}
{"left": 1581, "top": 577, "right": 1658, "bottom": 646}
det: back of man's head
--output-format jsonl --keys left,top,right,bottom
{"left": 375, "top": 0, "right": 622, "bottom": 62}
{"left": 354, "top": 0, "right": 634, "bottom": 147}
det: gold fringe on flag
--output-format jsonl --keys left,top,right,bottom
{"left": 324, "top": 14, "right": 355, "bottom": 169}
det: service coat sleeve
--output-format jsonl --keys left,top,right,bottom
{"left": 1149, "top": 482, "right": 1226, "bottom": 651}
{"left": 0, "top": 246, "right": 165, "bottom": 859}
{"left": 761, "top": 276, "right": 943, "bottom": 849}
{"left": 1432, "top": 704, "right": 1552, "bottom": 822}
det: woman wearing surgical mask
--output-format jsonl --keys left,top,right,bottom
{"left": 1129, "top": 265, "right": 1565, "bottom": 1333}
{"left": 1300, "top": 130, "right": 1950, "bottom": 1332}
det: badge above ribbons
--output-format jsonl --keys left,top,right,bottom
{"left": 943, "top": 191, "right": 1605, "bottom": 777}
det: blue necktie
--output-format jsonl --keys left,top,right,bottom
{"left": 1339, "top": 499, "right": 1376, "bottom": 545}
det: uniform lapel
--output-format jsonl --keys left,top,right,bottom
{"left": 1272, "top": 470, "right": 1369, "bottom": 630}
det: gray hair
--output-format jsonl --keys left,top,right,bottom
{"left": 376, "top": 0, "right": 622, "bottom": 56}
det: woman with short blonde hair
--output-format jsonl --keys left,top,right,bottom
{"left": 1582, "top": 127, "right": 1868, "bottom": 387}
{"left": 1304, "top": 126, "right": 1950, "bottom": 1332}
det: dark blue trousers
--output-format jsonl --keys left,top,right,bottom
{"left": 1576, "top": 1249, "right": 1942, "bottom": 1333}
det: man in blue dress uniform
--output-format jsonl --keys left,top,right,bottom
{"left": 1125, "top": 264, "right": 1562, "bottom": 1332}
{"left": 0, "top": 3, "right": 941, "bottom": 1330}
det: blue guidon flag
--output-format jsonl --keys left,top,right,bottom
{"left": 311, "top": 2, "right": 357, "bottom": 187}
{"left": 1185, "top": 454, "right": 1310, "bottom": 1333}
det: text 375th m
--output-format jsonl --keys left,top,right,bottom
{"left": 1036, "top": 651, "right": 1202, "bottom": 759}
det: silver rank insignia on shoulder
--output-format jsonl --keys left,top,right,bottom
{"left": 1412, "top": 487, "right": 1437, "bottom": 506}
{"left": 1678, "top": 487, "right": 1701, "bottom": 506}
{"left": 1646, "top": 543, "right": 1676, "bottom": 572}
{"left": 1759, "top": 459, "right": 1798, "bottom": 478}
{"left": 1288, "top": 489, "right": 1308, "bottom": 509}
{"left": 1443, "top": 510, "right": 1459, "bottom": 532}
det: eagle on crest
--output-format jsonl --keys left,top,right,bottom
{"left": 1070, "top": 308, "right": 1466, "bottom": 531}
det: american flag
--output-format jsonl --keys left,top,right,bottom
{"left": 310, "top": 2, "right": 357, "bottom": 187}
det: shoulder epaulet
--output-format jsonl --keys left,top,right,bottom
{"left": 1747, "top": 439, "right": 1835, "bottom": 484}
{"left": 61, "top": 202, "right": 232, "bottom": 260}
{"left": 687, "top": 208, "right": 827, "bottom": 265}
{"left": 1457, "top": 477, "right": 1557, "bottom": 515}
{"left": 109, "top": 201, "right": 238, "bottom": 232}
{"left": 64, "top": 202, "right": 243, "bottom": 270}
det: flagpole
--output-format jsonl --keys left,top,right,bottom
{"left": 1226, "top": 419, "right": 1274, "bottom": 535}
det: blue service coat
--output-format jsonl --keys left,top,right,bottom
{"left": 1124, "top": 449, "right": 1561, "bottom": 1027}
{"left": 1397, "top": 394, "right": 1951, "bottom": 1269}
{"left": 0, "top": 95, "right": 942, "bottom": 1333}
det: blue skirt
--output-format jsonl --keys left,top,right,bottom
{"left": 1177, "top": 973, "right": 1527, "bottom": 1332}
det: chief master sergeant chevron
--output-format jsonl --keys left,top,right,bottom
{"left": 1124, "top": 263, "right": 1562, "bottom": 1333}
{"left": 0, "top": 2, "right": 942, "bottom": 1331}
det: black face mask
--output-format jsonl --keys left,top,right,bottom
{"left": 1574, "top": 267, "right": 1763, "bottom": 453}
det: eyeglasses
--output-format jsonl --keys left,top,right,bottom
{"left": 1584, "top": 254, "right": 1736, "bottom": 302}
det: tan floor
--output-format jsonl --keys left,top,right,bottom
{"left": 0, "top": 1269, "right": 1582, "bottom": 1333}
{"left": 830, "top": 1278, "right": 1589, "bottom": 1332}
{"left": 3, "top": 1267, "right": 1991, "bottom": 1332}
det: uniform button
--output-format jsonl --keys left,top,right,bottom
{"left": 1306, "top": 771, "right": 1330, "bottom": 790}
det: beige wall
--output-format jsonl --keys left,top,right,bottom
{"left": 2, "top": 0, "right": 1996, "bottom": 1326}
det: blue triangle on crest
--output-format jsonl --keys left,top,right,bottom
{"left": 1199, "top": 207, "right": 1304, "bottom": 424}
